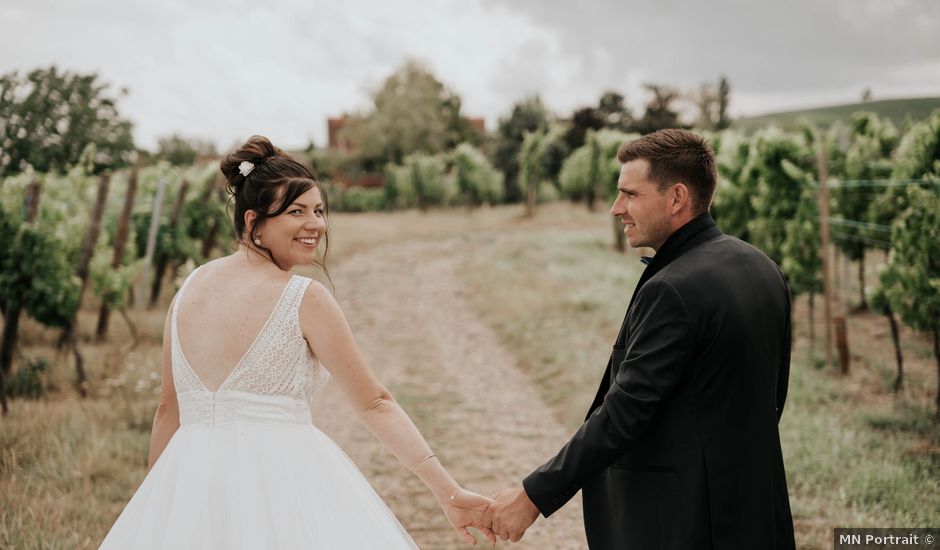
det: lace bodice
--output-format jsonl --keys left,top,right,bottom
{"left": 171, "top": 266, "right": 328, "bottom": 425}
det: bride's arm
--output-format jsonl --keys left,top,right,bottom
{"left": 148, "top": 298, "right": 181, "bottom": 470}
{"left": 300, "top": 281, "right": 494, "bottom": 545}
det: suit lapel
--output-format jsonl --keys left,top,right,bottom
{"left": 585, "top": 213, "right": 721, "bottom": 420}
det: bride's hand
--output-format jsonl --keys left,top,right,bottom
{"left": 438, "top": 487, "right": 497, "bottom": 546}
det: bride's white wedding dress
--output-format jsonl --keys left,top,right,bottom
{"left": 100, "top": 267, "right": 418, "bottom": 549}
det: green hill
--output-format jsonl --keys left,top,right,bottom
{"left": 733, "top": 96, "right": 940, "bottom": 133}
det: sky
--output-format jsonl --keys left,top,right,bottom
{"left": 2, "top": 0, "right": 938, "bottom": 151}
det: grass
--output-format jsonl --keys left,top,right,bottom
{"left": 1, "top": 398, "right": 153, "bottom": 549}
{"left": 0, "top": 202, "right": 597, "bottom": 548}
{"left": 462, "top": 228, "right": 645, "bottom": 429}
{"left": 457, "top": 210, "right": 940, "bottom": 550}
{"left": 2, "top": 202, "right": 938, "bottom": 549}
{"left": 780, "top": 359, "right": 939, "bottom": 546}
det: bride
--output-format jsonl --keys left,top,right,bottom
{"left": 100, "top": 136, "right": 495, "bottom": 549}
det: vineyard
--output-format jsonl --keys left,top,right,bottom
{"left": 1, "top": 63, "right": 940, "bottom": 547}
{"left": 2, "top": 109, "right": 939, "bottom": 417}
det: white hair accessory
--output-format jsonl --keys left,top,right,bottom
{"left": 238, "top": 161, "right": 255, "bottom": 177}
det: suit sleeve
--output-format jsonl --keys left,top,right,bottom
{"left": 522, "top": 279, "right": 692, "bottom": 517}
{"left": 776, "top": 274, "right": 792, "bottom": 422}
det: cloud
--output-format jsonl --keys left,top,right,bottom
{"left": 491, "top": 0, "right": 940, "bottom": 113}
{"left": 2, "top": 0, "right": 937, "bottom": 150}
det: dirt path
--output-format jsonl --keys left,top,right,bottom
{"left": 310, "top": 238, "right": 588, "bottom": 549}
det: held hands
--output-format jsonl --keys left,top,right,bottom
{"left": 439, "top": 487, "right": 498, "bottom": 546}
{"left": 440, "top": 486, "right": 540, "bottom": 545}
{"left": 482, "top": 487, "right": 540, "bottom": 543}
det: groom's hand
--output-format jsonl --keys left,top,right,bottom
{"left": 483, "top": 487, "right": 539, "bottom": 543}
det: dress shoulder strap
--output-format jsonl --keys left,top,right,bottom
{"left": 285, "top": 275, "right": 314, "bottom": 316}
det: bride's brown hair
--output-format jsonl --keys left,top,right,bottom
{"left": 220, "top": 135, "right": 331, "bottom": 279}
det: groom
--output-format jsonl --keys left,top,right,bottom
{"left": 484, "top": 129, "right": 796, "bottom": 549}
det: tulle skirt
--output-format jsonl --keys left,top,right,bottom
{"left": 100, "top": 422, "right": 418, "bottom": 549}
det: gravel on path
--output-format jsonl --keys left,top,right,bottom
{"left": 311, "top": 239, "right": 588, "bottom": 550}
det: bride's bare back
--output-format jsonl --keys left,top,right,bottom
{"left": 173, "top": 258, "right": 299, "bottom": 392}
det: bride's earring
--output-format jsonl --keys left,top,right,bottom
{"left": 253, "top": 236, "right": 262, "bottom": 246}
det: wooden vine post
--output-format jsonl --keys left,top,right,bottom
{"left": 96, "top": 169, "right": 138, "bottom": 340}
{"left": 137, "top": 177, "right": 168, "bottom": 310}
{"left": 68, "top": 172, "right": 112, "bottom": 396}
{"left": 149, "top": 178, "right": 189, "bottom": 306}
{"left": 816, "top": 140, "right": 835, "bottom": 369}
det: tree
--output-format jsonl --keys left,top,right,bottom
{"left": 384, "top": 163, "right": 418, "bottom": 210}
{"left": 0, "top": 66, "right": 135, "bottom": 177}
{"left": 397, "top": 153, "right": 450, "bottom": 211}
{"left": 597, "top": 91, "right": 633, "bottom": 132}
{"left": 716, "top": 76, "right": 731, "bottom": 130}
{"left": 781, "top": 185, "right": 823, "bottom": 349}
{"left": 633, "top": 84, "right": 683, "bottom": 134}
{"left": 692, "top": 82, "right": 718, "bottom": 131}
{"left": 891, "top": 108, "right": 940, "bottom": 181}
{"left": 868, "top": 109, "right": 940, "bottom": 239}
{"left": 746, "top": 130, "right": 815, "bottom": 265}
{"left": 870, "top": 277, "right": 905, "bottom": 393}
{"left": 537, "top": 124, "right": 570, "bottom": 185}
{"left": 450, "top": 143, "right": 504, "bottom": 208}
{"left": 711, "top": 131, "right": 756, "bottom": 241}
{"left": 0, "top": 205, "right": 81, "bottom": 413}
{"left": 491, "top": 96, "right": 549, "bottom": 202}
{"left": 519, "top": 129, "right": 549, "bottom": 217}
{"left": 156, "top": 134, "right": 218, "bottom": 166}
{"left": 692, "top": 76, "right": 732, "bottom": 131}
{"left": 184, "top": 172, "right": 229, "bottom": 260}
{"left": 559, "top": 135, "right": 596, "bottom": 205}
{"left": 564, "top": 107, "right": 604, "bottom": 152}
{"left": 559, "top": 128, "right": 635, "bottom": 214}
{"left": 832, "top": 112, "right": 898, "bottom": 309}
{"left": 878, "top": 187, "right": 940, "bottom": 414}
{"left": 564, "top": 91, "right": 632, "bottom": 152}
{"left": 343, "top": 60, "right": 476, "bottom": 169}
{"left": 518, "top": 123, "right": 568, "bottom": 216}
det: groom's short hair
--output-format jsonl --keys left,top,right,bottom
{"left": 617, "top": 129, "right": 717, "bottom": 214}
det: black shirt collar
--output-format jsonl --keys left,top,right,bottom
{"left": 645, "top": 212, "right": 720, "bottom": 268}
{"left": 618, "top": 213, "right": 721, "bottom": 345}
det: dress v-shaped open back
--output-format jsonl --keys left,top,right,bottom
{"left": 100, "top": 266, "right": 418, "bottom": 549}
{"left": 173, "top": 268, "right": 297, "bottom": 394}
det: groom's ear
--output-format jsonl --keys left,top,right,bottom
{"left": 669, "top": 183, "right": 691, "bottom": 212}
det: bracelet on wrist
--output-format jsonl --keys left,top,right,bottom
{"left": 407, "top": 453, "right": 435, "bottom": 473}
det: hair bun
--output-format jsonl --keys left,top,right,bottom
{"left": 240, "top": 135, "right": 283, "bottom": 164}
{"left": 220, "top": 135, "right": 288, "bottom": 194}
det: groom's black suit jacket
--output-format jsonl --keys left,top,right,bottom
{"left": 523, "top": 213, "right": 795, "bottom": 550}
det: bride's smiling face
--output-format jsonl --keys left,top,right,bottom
{"left": 246, "top": 186, "right": 327, "bottom": 270}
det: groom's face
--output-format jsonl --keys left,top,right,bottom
{"left": 611, "top": 159, "right": 673, "bottom": 251}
